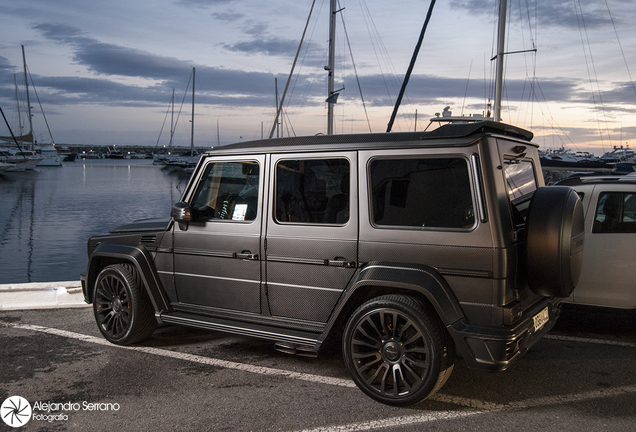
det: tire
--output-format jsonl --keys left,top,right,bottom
{"left": 526, "top": 186, "right": 585, "bottom": 298}
{"left": 93, "top": 263, "right": 156, "bottom": 345}
{"left": 342, "top": 295, "right": 455, "bottom": 406}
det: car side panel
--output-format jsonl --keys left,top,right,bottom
{"left": 572, "top": 184, "right": 636, "bottom": 308}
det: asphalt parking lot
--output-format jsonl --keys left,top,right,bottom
{"left": 1, "top": 305, "right": 635, "bottom": 431}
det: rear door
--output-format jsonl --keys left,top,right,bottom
{"left": 265, "top": 152, "right": 357, "bottom": 323}
{"left": 573, "top": 184, "right": 636, "bottom": 307}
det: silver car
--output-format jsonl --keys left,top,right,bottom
{"left": 557, "top": 174, "right": 636, "bottom": 308}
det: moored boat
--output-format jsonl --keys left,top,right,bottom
{"left": 106, "top": 145, "right": 125, "bottom": 159}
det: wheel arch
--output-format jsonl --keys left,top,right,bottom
{"left": 85, "top": 242, "right": 171, "bottom": 313}
{"left": 317, "top": 262, "right": 464, "bottom": 348}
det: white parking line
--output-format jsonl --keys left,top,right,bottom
{"left": 295, "top": 384, "right": 636, "bottom": 432}
{"left": 294, "top": 410, "right": 485, "bottom": 432}
{"left": 545, "top": 334, "right": 636, "bottom": 349}
{"left": 3, "top": 321, "right": 636, "bottom": 432}
{"left": 1, "top": 322, "right": 356, "bottom": 389}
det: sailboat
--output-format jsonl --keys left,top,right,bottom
{"left": 0, "top": 46, "right": 60, "bottom": 167}
{"left": 0, "top": 104, "right": 41, "bottom": 171}
{"left": 155, "top": 67, "right": 199, "bottom": 170}
{"left": 427, "top": 0, "right": 511, "bottom": 125}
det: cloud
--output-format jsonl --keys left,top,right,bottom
{"left": 176, "top": 0, "right": 235, "bottom": 8}
{"left": 350, "top": 73, "right": 581, "bottom": 107}
{"left": 212, "top": 11, "right": 245, "bottom": 22}
{"left": 34, "top": 23, "right": 191, "bottom": 81}
{"left": 224, "top": 37, "right": 301, "bottom": 56}
{"left": 0, "top": 56, "right": 16, "bottom": 74}
{"left": 32, "top": 22, "right": 85, "bottom": 41}
{"left": 594, "top": 81, "right": 636, "bottom": 106}
{"left": 10, "top": 18, "right": 634, "bottom": 116}
{"left": 242, "top": 20, "right": 269, "bottom": 36}
{"left": 448, "top": 0, "right": 634, "bottom": 29}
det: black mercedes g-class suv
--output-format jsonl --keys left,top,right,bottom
{"left": 81, "top": 121, "right": 584, "bottom": 406}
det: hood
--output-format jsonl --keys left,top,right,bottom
{"left": 109, "top": 218, "right": 170, "bottom": 234}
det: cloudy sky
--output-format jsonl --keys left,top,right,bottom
{"left": 1, "top": 0, "right": 635, "bottom": 155}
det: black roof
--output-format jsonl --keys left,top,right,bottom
{"left": 206, "top": 121, "right": 534, "bottom": 155}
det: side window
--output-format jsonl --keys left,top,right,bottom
{"left": 275, "top": 158, "right": 350, "bottom": 224}
{"left": 190, "top": 161, "right": 260, "bottom": 221}
{"left": 370, "top": 157, "right": 475, "bottom": 229}
{"left": 592, "top": 192, "right": 636, "bottom": 233}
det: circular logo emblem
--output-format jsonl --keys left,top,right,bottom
{"left": 1, "top": 396, "right": 32, "bottom": 428}
{"left": 382, "top": 342, "right": 402, "bottom": 362}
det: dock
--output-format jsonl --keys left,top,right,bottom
{"left": 0, "top": 281, "right": 88, "bottom": 311}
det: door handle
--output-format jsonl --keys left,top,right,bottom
{"left": 236, "top": 251, "right": 259, "bottom": 260}
{"left": 324, "top": 257, "right": 356, "bottom": 268}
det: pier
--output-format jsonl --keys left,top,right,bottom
{"left": 54, "top": 143, "right": 213, "bottom": 158}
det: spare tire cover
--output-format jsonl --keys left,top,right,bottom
{"left": 526, "top": 186, "right": 585, "bottom": 297}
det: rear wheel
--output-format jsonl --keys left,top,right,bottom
{"left": 343, "top": 295, "right": 454, "bottom": 406}
{"left": 93, "top": 263, "right": 156, "bottom": 345}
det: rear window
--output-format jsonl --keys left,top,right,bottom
{"left": 504, "top": 159, "right": 537, "bottom": 202}
{"left": 369, "top": 157, "right": 475, "bottom": 229}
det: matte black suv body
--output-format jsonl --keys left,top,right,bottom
{"left": 81, "top": 121, "right": 584, "bottom": 405}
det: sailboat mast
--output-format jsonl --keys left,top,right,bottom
{"left": 21, "top": 45, "right": 34, "bottom": 145}
{"left": 493, "top": 0, "right": 507, "bottom": 122}
{"left": 326, "top": 0, "right": 336, "bottom": 135}
{"left": 190, "top": 67, "right": 195, "bottom": 157}
{"left": 169, "top": 89, "right": 174, "bottom": 150}
{"left": 14, "top": 75, "right": 24, "bottom": 136}
{"left": 275, "top": 78, "right": 280, "bottom": 138}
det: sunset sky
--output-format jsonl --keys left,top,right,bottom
{"left": 1, "top": 0, "right": 635, "bottom": 156}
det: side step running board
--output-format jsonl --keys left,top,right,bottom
{"left": 160, "top": 311, "right": 321, "bottom": 348}
{"left": 274, "top": 342, "right": 319, "bottom": 358}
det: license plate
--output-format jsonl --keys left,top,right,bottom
{"left": 533, "top": 307, "right": 550, "bottom": 332}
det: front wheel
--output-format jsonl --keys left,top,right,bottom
{"left": 93, "top": 263, "right": 156, "bottom": 345}
{"left": 343, "top": 295, "right": 454, "bottom": 406}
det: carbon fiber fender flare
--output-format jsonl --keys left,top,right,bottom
{"left": 318, "top": 261, "right": 465, "bottom": 347}
{"left": 85, "top": 242, "right": 171, "bottom": 313}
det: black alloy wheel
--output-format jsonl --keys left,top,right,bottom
{"left": 93, "top": 263, "right": 156, "bottom": 345}
{"left": 343, "top": 295, "right": 454, "bottom": 406}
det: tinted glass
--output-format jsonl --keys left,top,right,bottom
{"left": 504, "top": 160, "right": 537, "bottom": 201}
{"left": 593, "top": 192, "right": 636, "bottom": 233}
{"left": 370, "top": 157, "right": 474, "bottom": 229}
{"left": 191, "top": 161, "right": 259, "bottom": 221}
{"left": 275, "top": 158, "right": 350, "bottom": 224}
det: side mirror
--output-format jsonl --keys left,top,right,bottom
{"left": 171, "top": 202, "right": 192, "bottom": 230}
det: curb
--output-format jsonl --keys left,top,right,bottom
{"left": 0, "top": 281, "right": 90, "bottom": 311}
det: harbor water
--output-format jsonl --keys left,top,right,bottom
{"left": 0, "top": 159, "right": 189, "bottom": 284}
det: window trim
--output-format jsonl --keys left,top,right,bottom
{"left": 502, "top": 156, "right": 538, "bottom": 204}
{"left": 367, "top": 154, "right": 477, "bottom": 232}
{"left": 273, "top": 156, "right": 352, "bottom": 226}
{"left": 592, "top": 191, "right": 636, "bottom": 234}
{"left": 189, "top": 158, "right": 262, "bottom": 224}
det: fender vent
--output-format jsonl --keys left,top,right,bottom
{"left": 140, "top": 235, "right": 157, "bottom": 244}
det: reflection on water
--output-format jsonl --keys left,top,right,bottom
{"left": 0, "top": 159, "right": 188, "bottom": 284}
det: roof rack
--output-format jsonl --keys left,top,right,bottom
{"left": 557, "top": 173, "right": 636, "bottom": 186}
{"left": 208, "top": 121, "right": 533, "bottom": 155}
